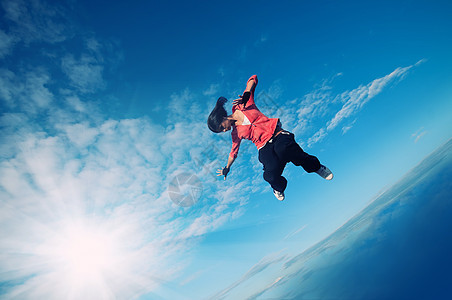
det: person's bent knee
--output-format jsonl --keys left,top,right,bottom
{"left": 263, "top": 172, "right": 276, "bottom": 184}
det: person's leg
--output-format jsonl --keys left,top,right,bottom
{"left": 258, "top": 144, "right": 287, "bottom": 192}
{"left": 273, "top": 132, "right": 321, "bottom": 173}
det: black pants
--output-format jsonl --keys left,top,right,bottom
{"left": 258, "top": 131, "right": 320, "bottom": 192}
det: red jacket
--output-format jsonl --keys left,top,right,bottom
{"left": 230, "top": 75, "right": 279, "bottom": 159}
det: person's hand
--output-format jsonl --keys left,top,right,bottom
{"left": 232, "top": 95, "right": 243, "bottom": 106}
{"left": 216, "top": 166, "right": 230, "bottom": 180}
{"left": 232, "top": 92, "right": 251, "bottom": 106}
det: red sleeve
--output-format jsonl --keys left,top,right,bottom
{"left": 229, "top": 126, "right": 242, "bottom": 159}
{"left": 248, "top": 75, "right": 258, "bottom": 87}
{"left": 244, "top": 75, "right": 258, "bottom": 108}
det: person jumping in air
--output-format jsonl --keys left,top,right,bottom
{"left": 207, "top": 75, "right": 333, "bottom": 201}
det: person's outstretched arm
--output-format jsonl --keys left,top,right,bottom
{"left": 233, "top": 75, "right": 258, "bottom": 107}
{"left": 245, "top": 77, "right": 257, "bottom": 93}
{"left": 217, "top": 155, "right": 236, "bottom": 180}
{"left": 218, "top": 127, "right": 241, "bottom": 180}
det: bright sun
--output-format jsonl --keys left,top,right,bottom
{"left": 45, "top": 219, "right": 123, "bottom": 288}
{"left": 57, "top": 226, "right": 115, "bottom": 277}
{"left": 32, "top": 217, "right": 156, "bottom": 299}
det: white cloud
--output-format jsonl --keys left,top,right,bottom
{"left": 245, "top": 276, "right": 286, "bottom": 300}
{"left": 284, "top": 224, "right": 308, "bottom": 241}
{"left": 0, "top": 29, "right": 16, "bottom": 58}
{"left": 209, "top": 251, "right": 288, "bottom": 300}
{"left": 203, "top": 83, "right": 220, "bottom": 96}
{"left": 326, "top": 64, "right": 416, "bottom": 133}
{"left": 0, "top": 68, "right": 53, "bottom": 113}
{"left": 292, "top": 62, "right": 422, "bottom": 147}
{"left": 341, "top": 119, "right": 356, "bottom": 134}
{"left": 61, "top": 54, "right": 105, "bottom": 93}
{"left": 415, "top": 58, "right": 428, "bottom": 66}
{"left": 411, "top": 127, "right": 428, "bottom": 143}
{"left": 25, "top": 70, "right": 53, "bottom": 108}
{"left": 266, "top": 62, "right": 422, "bottom": 148}
{"left": 265, "top": 74, "right": 337, "bottom": 139}
{"left": 85, "top": 37, "right": 102, "bottom": 57}
{"left": 307, "top": 128, "right": 326, "bottom": 148}
{"left": 0, "top": 68, "right": 18, "bottom": 106}
{"left": 218, "top": 67, "right": 225, "bottom": 77}
{"left": 167, "top": 88, "right": 200, "bottom": 118}
{"left": 254, "top": 33, "right": 268, "bottom": 46}
{"left": 64, "top": 122, "right": 100, "bottom": 148}
{"left": 65, "top": 95, "right": 87, "bottom": 112}
{"left": 1, "top": 0, "right": 71, "bottom": 44}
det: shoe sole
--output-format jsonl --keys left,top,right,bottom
{"left": 273, "top": 192, "right": 285, "bottom": 201}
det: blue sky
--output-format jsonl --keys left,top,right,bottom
{"left": 0, "top": 0, "right": 451, "bottom": 299}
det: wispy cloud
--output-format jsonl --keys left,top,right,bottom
{"left": 272, "top": 61, "right": 424, "bottom": 148}
{"left": 0, "top": 67, "right": 53, "bottom": 114}
{"left": 0, "top": 29, "right": 15, "bottom": 58}
{"left": 327, "top": 64, "right": 418, "bottom": 132}
{"left": 411, "top": 127, "right": 428, "bottom": 143}
{"left": 262, "top": 61, "right": 424, "bottom": 148}
{"left": 254, "top": 33, "right": 268, "bottom": 46}
{"left": 245, "top": 276, "right": 286, "bottom": 300}
{"left": 1, "top": 0, "right": 71, "bottom": 44}
{"left": 284, "top": 224, "right": 308, "bottom": 240}
{"left": 341, "top": 119, "right": 356, "bottom": 134}
{"left": 209, "top": 251, "right": 288, "bottom": 300}
{"left": 203, "top": 83, "right": 220, "bottom": 96}
{"left": 315, "top": 61, "right": 424, "bottom": 146}
{"left": 61, "top": 54, "right": 105, "bottom": 93}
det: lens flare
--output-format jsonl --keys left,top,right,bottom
{"left": 39, "top": 219, "right": 124, "bottom": 296}
{"left": 55, "top": 224, "right": 117, "bottom": 278}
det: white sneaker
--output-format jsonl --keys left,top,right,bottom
{"left": 316, "top": 165, "right": 333, "bottom": 180}
{"left": 273, "top": 189, "right": 285, "bottom": 201}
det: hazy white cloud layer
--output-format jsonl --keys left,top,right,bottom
{"left": 0, "top": 67, "right": 251, "bottom": 300}
{"left": 0, "top": 1, "right": 251, "bottom": 298}
{"left": 0, "top": 104, "right": 249, "bottom": 298}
